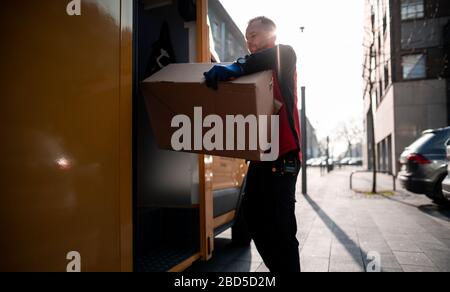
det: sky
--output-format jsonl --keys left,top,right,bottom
{"left": 219, "top": 0, "right": 366, "bottom": 156}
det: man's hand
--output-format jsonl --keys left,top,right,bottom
{"left": 203, "top": 63, "right": 243, "bottom": 90}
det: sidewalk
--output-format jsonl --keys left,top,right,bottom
{"left": 187, "top": 167, "right": 450, "bottom": 272}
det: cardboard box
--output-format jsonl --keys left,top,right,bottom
{"left": 140, "top": 63, "right": 279, "bottom": 161}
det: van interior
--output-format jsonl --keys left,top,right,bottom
{"left": 132, "top": 0, "right": 243, "bottom": 272}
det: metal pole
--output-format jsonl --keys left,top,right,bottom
{"left": 326, "top": 136, "right": 330, "bottom": 173}
{"left": 301, "top": 87, "right": 307, "bottom": 195}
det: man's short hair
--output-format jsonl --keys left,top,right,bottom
{"left": 248, "top": 16, "right": 277, "bottom": 32}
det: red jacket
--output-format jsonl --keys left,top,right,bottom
{"left": 238, "top": 45, "right": 302, "bottom": 162}
{"left": 273, "top": 70, "right": 302, "bottom": 162}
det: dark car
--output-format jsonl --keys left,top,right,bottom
{"left": 398, "top": 127, "right": 450, "bottom": 204}
{"left": 442, "top": 140, "right": 450, "bottom": 202}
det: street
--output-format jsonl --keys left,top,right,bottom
{"left": 188, "top": 167, "right": 450, "bottom": 272}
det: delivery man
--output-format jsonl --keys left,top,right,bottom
{"left": 204, "top": 16, "right": 302, "bottom": 272}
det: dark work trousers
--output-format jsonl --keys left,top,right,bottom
{"left": 242, "top": 154, "right": 301, "bottom": 272}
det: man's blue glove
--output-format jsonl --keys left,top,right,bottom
{"left": 203, "top": 63, "right": 244, "bottom": 90}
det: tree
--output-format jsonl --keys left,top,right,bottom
{"left": 362, "top": 0, "right": 378, "bottom": 194}
{"left": 333, "top": 118, "right": 363, "bottom": 159}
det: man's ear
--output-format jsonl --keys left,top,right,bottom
{"left": 267, "top": 31, "right": 277, "bottom": 45}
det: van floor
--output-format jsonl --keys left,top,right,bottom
{"left": 136, "top": 246, "right": 198, "bottom": 272}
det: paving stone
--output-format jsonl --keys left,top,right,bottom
{"left": 300, "top": 257, "right": 329, "bottom": 272}
{"left": 387, "top": 241, "right": 422, "bottom": 253}
{"left": 219, "top": 260, "right": 264, "bottom": 273}
{"left": 401, "top": 265, "right": 438, "bottom": 272}
{"left": 421, "top": 249, "right": 450, "bottom": 272}
{"left": 393, "top": 252, "right": 435, "bottom": 267}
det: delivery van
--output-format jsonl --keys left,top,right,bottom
{"left": 0, "top": 0, "right": 251, "bottom": 272}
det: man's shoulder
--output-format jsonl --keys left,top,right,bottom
{"left": 279, "top": 44, "right": 294, "bottom": 50}
{"left": 278, "top": 45, "right": 297, "bottom": 60}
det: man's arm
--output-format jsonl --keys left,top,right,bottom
{"left": 203, "top": 45, "right": 297, "bottom": 92}
{"left": 238, "top": 45, "right": 297, "bottom": 79}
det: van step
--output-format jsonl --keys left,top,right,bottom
{"left": 136, "top": 247, "right": 199, "bottom": 272}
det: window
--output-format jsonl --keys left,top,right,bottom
{"left": 401, "top": 0, "right": 424, "bottom": 20}
{"left": 371, "top": 92, "right": 377, "bottom": 110}
{"left": 402, "top": 54, "right": 426, "bottom": 79}
{"left": 387, "top": 135, "right": 392, "bottom": 173}
{"left": 384, "top": 64, "right": 389, "bottom": 88}
{"left": 371, "top": 56, "right": 376, "bottom": 82}
{"left": 211, "top": 21, "right": 220, "bottom": 43}
{"left": 378, "top": 34, "right": 382, "bottom": 53}
{"left": 379, "top": 80, "right": 383, "bottom": 100}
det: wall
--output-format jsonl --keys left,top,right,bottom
{"left": 393, "top": 79, "right": 448, "bottom": 170}
{"left": 375, "top": 85, "right": 396, "bottom": 144}
{"left": 208, "top": 0, "right": 248, "bottom": 62}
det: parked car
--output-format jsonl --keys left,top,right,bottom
{"left": 348, "top": 157, "right": 363, "bottom": 166}
{"left": 398, "top": 127, "right": 450, "bottom": 204}
{"left": 306, "top": 158, "right": 319, "bottom": 166}
{"left": 311, "top": 157, "right": 327, "bottom": 167}
{"left": 442, "top": 139, "right": 450, "bottom": 202}
{"left": 340, "top": 157, "right": 352, "bottom": 166}
{"left": 319, "top": 158, "right": 335, "bottom": 172}
{"left": 319, "top": 158, "right": 333, "bottom": 166}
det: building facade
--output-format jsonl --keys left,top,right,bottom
{"left": 303, "top": 115, "right": 321, "bottom": 159}
{"left": 208, "top": 0, "right": 249, "bottom": 62}
{"left": 363, "top": 0, "right": 450, "bottom": 174}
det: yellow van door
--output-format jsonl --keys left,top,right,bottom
{"left": 0, "top": 1, "right": 133, "bottom": 272}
